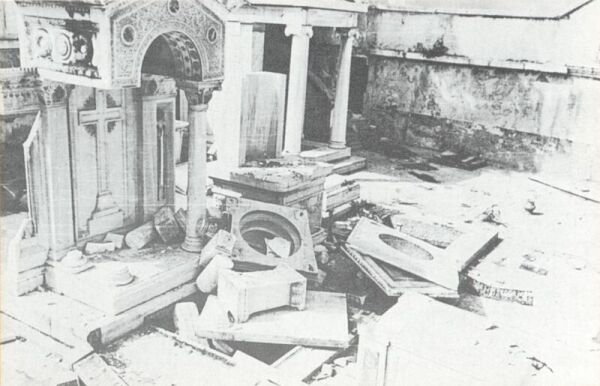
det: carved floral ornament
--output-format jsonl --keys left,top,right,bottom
{"left": 182, "top": 82, "right": 221, "bottom": 106}
{"left": 24, "top": 16, "right": 99, "bottom": 79}
{"left": 36, "top": 81, "right": 74, "bottom": 107}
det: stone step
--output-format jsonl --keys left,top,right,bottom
{"left": 331, "top": 156, "right": 367, "bottom": 175}
{"left": 300, "top": 146, "right": 352, "bottom": 163}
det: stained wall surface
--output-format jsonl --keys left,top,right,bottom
{"left": 363, "top": 0, "right": 600, "bottom": 170}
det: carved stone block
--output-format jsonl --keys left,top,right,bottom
{"left": 227, "top": 198, "right": 318, "bottom": 280}
{"left": 347, "top": 218, "right": 497, "bottom": 290}
{"left": 217, "top": 264, "right": 307, "bottom": 323}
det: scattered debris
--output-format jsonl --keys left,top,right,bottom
{"left": 480, "top": 204, "right": 505, "bottom": 226}
{"left": 104, "top": 232, "right": 124, "bottom": 249}
{"left": 174, "top": 302, "right": 209, "bottom": 348}
{"left": 84, "top": 241, "right": 116, "bottom": 255}
{"left": 272, "top": 346, "right": 338, "bottom": 383}
{"left": 153, "top": 206, "right": 183, "bottom": 244}
{"left": 432, "top": 150, "right": 487, "bottom": 170}
{"left": 199, "top": 229, "right": 236, "bottom": 267}
{"left": 266, "top": 236, "right": 292, "bottom": 258}
{"left": 218, "top": 264, "right": 307, "bottom": 323}
{"left": 313, "top": 363, "right": 335, "bottom": 380}
{"left": 314, "top": 245, "right": 329, "bottom": 265}
{"left": 0, "top": 334, "right": 25, "bottom": 345}
{"left": 408, "top": 170, "right": 440, "bottom": 183}
{"left": 465, "top": 268, "right": 534, "bottom": 306}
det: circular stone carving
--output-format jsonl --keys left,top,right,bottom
{"left": 206, "top": 26, "right": 218, "bottom": 43}
{"left": 121, "top": 25, "right": 136, "bottom": 45}
{"left": 54, "top": 33, "right": 72, "bottom": 62}
{"left": 33, "top": 29, "right": 52, "bottom": 58}
{"left": 167, "top": 0, "right": 180, "bottom": 15}
{"left": 239, "top": 210, "right": 302, "bottom": 256}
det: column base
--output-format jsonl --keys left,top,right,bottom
{"left": 182, "top": 236, "right": 204, "bottom": 253}
{"left": 328, "top": 141, "right": 346, "bottom": 150}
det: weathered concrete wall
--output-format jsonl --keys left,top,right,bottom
{"left": 363, "top": 2, "right": 600, "bottom": 171}
{"left": 368, "top": 0, "right": 600, "bottom": 69}
{"left": 365, "top": 58, "right": 600, "bottom": 169}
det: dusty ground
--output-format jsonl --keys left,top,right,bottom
{"left": 2, "top": 147, "right": 599, "bottom": 384}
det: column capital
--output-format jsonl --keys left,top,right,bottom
{"left": 335, "top": 27, "right": 361, "bottom": 42}
{"left": 37, "top": 81, "right": 74, "bottom": 108}
{"left": 285, "top": 24, "right": 313, "bottom": 39}
{"left": 178, "top": 80, "right": 221, "bottom": 106}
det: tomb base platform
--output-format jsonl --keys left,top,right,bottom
{"left": 1, "top": 280, "right": 198, "bottom": 351}
{"left": 45, "top": 244, "right": 200, "bottom": 315}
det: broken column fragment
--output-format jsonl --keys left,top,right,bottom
{"left": 125, "top": 221, "right": 156, "bottom": 250}
{"left": 217, "top": 264, "right": 307, "bottom": 323}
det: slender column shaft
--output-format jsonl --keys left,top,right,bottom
{"left": 330, "top": 29, "right": 357, "bottom": 149}
{"left": 283, "top": 24, "right": 313, "bottom": 155}
{"left": 182, "top": 103, "right": 208, "bottom": 252}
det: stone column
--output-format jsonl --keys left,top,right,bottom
{"left": 37, "top": 81, "right": 76, "bottom": 259}
{"left": 330, "top": 28, "right": 358, "bottom": 149}
{"left": 252, "top": 24, "right": 266, "bottom": 72}
{"left": 181, "top": 84, "right": 217, "bottom": 252}
{"left": 283, "top": 24, "right": 313, "bottom": 155}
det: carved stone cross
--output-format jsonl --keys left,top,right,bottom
{"left": 78, "top": 89, "right": 124, "bottom": 233}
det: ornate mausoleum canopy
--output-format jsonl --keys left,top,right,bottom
{"left": 13, "top": 0, "right": 227, "bottom": 89}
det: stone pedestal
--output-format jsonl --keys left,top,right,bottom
{"left": 210, "top": 161, "right": 332, "bottom": 231}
